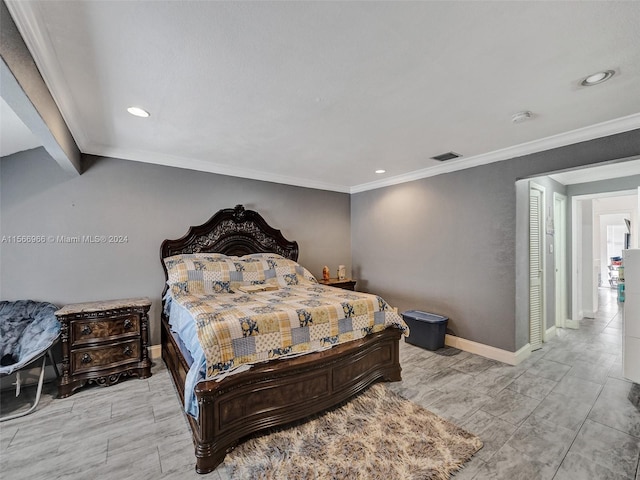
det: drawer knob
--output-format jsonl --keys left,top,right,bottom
{"left": 81, "top": 353, "right": 92, "bottom": 364}
{"left": 123, "top": 319, "right": 133, "bottom": 330}
{"left": 123, "top": 346, "right": 133, "bottom": 357}
{"left": 81, "top": 325, "right": 92, "bottom": 335}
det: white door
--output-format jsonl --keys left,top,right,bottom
{"left": 554, "top": 193, "right": 567, "bottom": 329}
{"left": 530, "top": 184, "right": 545, "bottom": 350}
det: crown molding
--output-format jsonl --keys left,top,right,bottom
{"left": 81, "top": 112, "right": 640, "bottom": 195}
{"left": 86, "top": 144, "right": 352, "bottom": 193}
{"left": 350, "top": 113, "right": 640, "bottom": 194}
{"left": 93, "top": 113, "right": 640, "bottom": 196}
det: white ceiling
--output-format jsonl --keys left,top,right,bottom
{"left": 4, "top": 1, "right": 640, "bottom": 192}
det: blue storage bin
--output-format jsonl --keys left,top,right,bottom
{"left": 402, "top": 310, "right": 448, "bottom": 351}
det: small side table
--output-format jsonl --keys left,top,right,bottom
{"left": 317, "top": 278, "right": 357, "bottom": 291}
{"left": 55, "top": 297, "right": 152, "bottom": 398}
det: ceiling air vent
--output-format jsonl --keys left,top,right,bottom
{"left": 431, "top": 151, "right": 461, "bottom": 161}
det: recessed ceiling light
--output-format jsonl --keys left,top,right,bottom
{"left": 581, "top": 70, "right": 615, "bottom": 86}
{"left": 127, "top": 106, "right": 150, "bottom": 117}
{"left": 375, "top": 169, "right": 386, "bottom": 174}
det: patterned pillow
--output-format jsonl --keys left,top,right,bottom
{"left": 164, "top": 254, "right": 235, "bottom": 294}
{"left": 230, "top": 253, "right": 317, "bottom": 290}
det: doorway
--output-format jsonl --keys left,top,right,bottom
{"left": 571, "top": 191, "right": 638, "bottom": 324}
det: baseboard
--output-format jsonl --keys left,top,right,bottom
{"left": 565, "top": 318, "right": 580, "bottom": 329}
{"left": 444, "top": 334, "right": 531, "bottom": 366}
{"left": 545, "top": 325, "right": 557, "bottom": 340}
{"left": 149, "top": 344, "right": 162, "bottom": 360}
{"left": 513, "top": 343, "right": 532, "bottom": 365}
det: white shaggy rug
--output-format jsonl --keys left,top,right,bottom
{"left": 225, "top": 383, "right": 482, "bottom": 480}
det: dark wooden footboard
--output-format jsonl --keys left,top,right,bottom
{"left": 162, "top": 316, "right": 402, "bottom": 474}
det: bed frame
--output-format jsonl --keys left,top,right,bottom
{"left": 160, "top": 204, "right": 402, "bottom": 474}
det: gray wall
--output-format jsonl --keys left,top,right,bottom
{"left": 352, "top": 129, "right": 640, "bottom": 352}
{"left": 580, "top": 200, "right": 595, "bottom": 315}
{"left": 352, "top": 163, "right": 518, "bottom": 350}
{"left": 0, "top": 148, "right": 351, "bottom": 345}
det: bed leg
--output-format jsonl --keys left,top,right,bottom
{"left": 383, "top": 364, "right": 402, "bottom": 382}
{"left": 195, "top": 443, "right": 234, "bottom": 474}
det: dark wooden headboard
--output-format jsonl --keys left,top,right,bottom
{"left": 160, "top": 205, "right": 299, "bottom": 295}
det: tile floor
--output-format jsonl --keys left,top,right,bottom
{"left": 390, "top": 288, "right": 640, "bottom": 480}
{"left": 1, "top": 288, "right": 638, "bottom": 479}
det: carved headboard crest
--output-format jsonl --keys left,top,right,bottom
{"left": 232, "top": 204, "right": 246, "bottom": 222}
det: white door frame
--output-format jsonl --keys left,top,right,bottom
{"left": 570, "top": 196, "right": 582, "bottom": 327}
{"left": 554, "top": 193, "right": 567, "bottom": 329}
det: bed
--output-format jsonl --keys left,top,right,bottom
{"left": 160, "top": 205, "right": 407, "bottom": 474}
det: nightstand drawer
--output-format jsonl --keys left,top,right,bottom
{"left": 72, "top": 314, "right": 139, "bottom": 346}
{"left": 72, "top": 340, "right": 140, "bottom": 373}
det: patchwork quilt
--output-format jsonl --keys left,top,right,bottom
{"left": 165, "top": 253, "right": 408, "bottom": 379}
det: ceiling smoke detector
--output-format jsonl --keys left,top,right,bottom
{"left": 431, "top": 152, "right": 461, "bottom": 161}
{"left": 511, "top": 111, "right": 533, "bottom": 124}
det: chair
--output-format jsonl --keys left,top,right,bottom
{"left": 0, "top": 300, "right": 61, "bottom": 422}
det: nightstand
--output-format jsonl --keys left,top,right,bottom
{"left": 55, "top": 297, "right": 152, "bottom": 398}
{"left": 317, "top": 278, "right": 357, "bottom": 291}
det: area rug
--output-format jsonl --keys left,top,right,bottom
{"left": 225, "top": 383, "right": 483, "bottom": 480}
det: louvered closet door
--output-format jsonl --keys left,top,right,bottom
{"left": 529, "top": 187, "right": 544, "bottom": 351}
